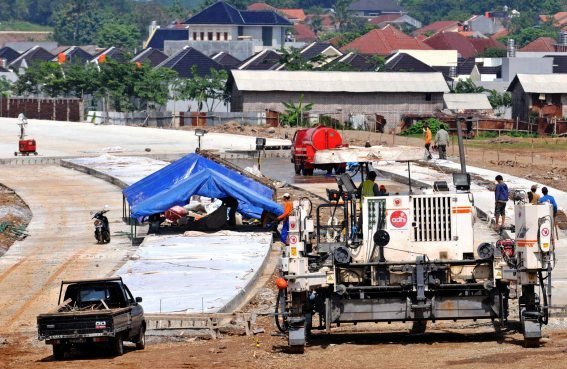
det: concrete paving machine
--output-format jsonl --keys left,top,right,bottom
{"left": 275, "top": 139, "right": 555, "bottom": 351}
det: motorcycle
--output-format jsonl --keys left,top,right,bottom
{"left": 92, "top": 206, "right": 111, "bottom": 244}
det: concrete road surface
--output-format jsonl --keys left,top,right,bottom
{"left": 0, "top": 166, "right": 135, "bottom": 333}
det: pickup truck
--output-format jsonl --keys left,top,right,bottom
{"left": 37, "top": 277, "right": 145, "bottom": 360}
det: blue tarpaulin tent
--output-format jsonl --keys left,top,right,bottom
{"left": 123, "top": 154, "right": 283, "bottom": 219}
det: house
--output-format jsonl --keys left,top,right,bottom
{"left": 236, "top": 49, "right": 282, "bottom": 70}
{"left": 0, "top": 47, "right": 20, "bottom": 67}
{"left": 424, "top": 32, "right": 504, "bottom": 58}
{"left": 144, "top": 26, "right": 190, "bottom": 50}
{"left": 305, "top": 14, "right": 336, "bottom": 32}
{"left": 298, "top": 41, "right": 342, "bottom": 61}
{"left": 443, "top": 93, "right": 492, "bottom": 113}
{"left": 341, "top": 25, "right": 431, "bottom": 55}
{"left": 326, "top": 52, "right": 381, "bottom": 71}
{"left": 5, "top": 41, "right": 57, "bottom": 53}
{"left": 539, "top": 12, "right": 567, "bottom": 28}
{"left": 91, "top": 47, "right": 126, "bottom": 63}
{"left": 184, "top": 1, "right": 292, "bottom": 50}
{"left": 291, "top": 23, "right": 317, "bottom": 43}
{"left": 392, "top": 49, "right": 458, "bottom": 69}
{"left": 50, "top": 46, "right": 92, "bottom": 64}
{"left": 156, "top": 46, "right": 224, "bottom": 78}
{"left": 278, "top": 9, "right": 306, "bottom": 23}
{"left": 132, "top": 48, "right": 169, "bottom": 67}
{"left": 211, "top": 51, "right": 242, "bottom": 68}
{"left": 465, "top": 14, "right": 506, "bottom": 36}
{"left": 544, "top": 55, "right": 567, "bottom": 73}
{"left": 229, "top": 70, "right": 449, "bottom": 128}
{"left": 507, "top": 74, "right": 567, "bottom": 122}
{"left": 383, "top": 53, "right": 439, "bottom": 73}
{"left": 348, "top": 0, "right": 405, "bottom": 17}
{"left": 8, "top": 46, "right": 54, "bottom": 71}
{"left": 369, "top": 14, "right": 422, "bottom": 29}
{"left": 520, "top": 37, "right": 560, "bottom": 53}
{"left": 413, "top": 21, "right": 460, "bottom": 38}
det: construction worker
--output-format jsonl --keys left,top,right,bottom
{"left": 538, "top": 187, "right": 558, "bottom": 218}
{"left": 358, "top": 171, "right": 380, "bottom": 200}
{"left": 277, "top": 193, "right": 293, "bottom": 244}
{"left": 434, "top": 124, "right": 449, "bottom": 160}
{"left": 494, "top": 175, "right": 509, "bottom": 231}
{"left": 527, "top": 185, "right": 540, "bottom": 205}
{"left": 423, "top": 122, "right": 432, "bottom": 160}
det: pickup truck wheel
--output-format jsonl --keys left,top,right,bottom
{"left": 112, "top": 335, "right": 124, "bottom": 356}
{"left": 135, "top": 325, "right": 146, "bottom": 350}
{"left": 52, "top": 344, "right": 65, "bottom": 360}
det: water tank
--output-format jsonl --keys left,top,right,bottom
{"left": 507, "top": 39, "right": 516, "bottom": 58}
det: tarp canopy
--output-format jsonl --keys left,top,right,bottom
{"left": 123, "top": 154, "right": 283, "bottom": 219}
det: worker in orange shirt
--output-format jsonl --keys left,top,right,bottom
{"left": 423, "top": 122, "right": 432, "bottom": 160}
{"left": 278, "top": 193, "right": 293, "bottom": 244}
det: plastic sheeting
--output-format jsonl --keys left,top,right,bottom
{"left": 123, "top": 153, "right": 283, "bottom": 219}
{"left": 313, "top": 146, "right": 424, "bottom": 164}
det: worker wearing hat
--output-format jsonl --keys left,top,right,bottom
{"left": 277, "top": 193, "right": 293, "bottom": 244}
{"left": 528, "top": 184, "right": 540, "bottom": 205}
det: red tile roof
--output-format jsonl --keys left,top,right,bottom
{"left": 341, "top": 25, "right": 431, "bottom": 55}
{"left": 540, "top": 12, "right": 567, "bottom": 27}
{"left": 414, "top": 21, "right": 460, "bottom": 37}
{"left": 519, "top": 37, "right": 556, "bottom": 52}
{"left": 490, "top": 28, "right": 509, "bottom": 41}
{"left": 247, "top": 2, "right": 276, "bottom": 11}
{"left": 293, "top": 23, "right": 317, "bottom": 42}
{"left": 424, "top": 32, "right": 477, "bottom": 58}
{"left": 368, "top": 14, "right": 402, "bottom": 25}
{"left": 468, "top": 37, "right": 506, "bottom": 53}
{"left": 279, "top": 8, "right": 306, "bottom": 22}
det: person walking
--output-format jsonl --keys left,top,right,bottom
{"left": 527, "top": 185, "right": 540, "bottom": 205}
{"left": 538, "top": 187, "right": 558, "bottom": 218}
{"left": 494, "top": 175, "right": 509, "bottom": 231}
{"left": 277, "top": 193, "right": 293, "bottom": 244}
{"left": 434, "top": 124, "right": 449, "bottom": 160}
{"left": 423, "top": 122, "right": 432, "bottom": 160}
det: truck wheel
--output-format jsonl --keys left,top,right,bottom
{"left": 112, "top": 335, "right": 124, "bottom": 356}
{"left": 135, "top": 325, "right": 146, "bottom": 350}
{"left": 52, "top": 344, "right": 65, "bottom": 360}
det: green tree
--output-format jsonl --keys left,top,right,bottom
{"left": 454, "top": 78, "right": 485, "bottom": 93}
{"left": 0, "top": 77, "right": 11, "bottom": 97}
{"left": 487, "top": 90, "right": 512, "bottom": 117}
{"left": 334, "top": 0, "right": 352, "bottom": 32}
{"left": 52, "top": 1, "right": 106, "bottom": 45}
{"left": 95, "top": 22, "right": 141, "bottom": 51}
{"left": 479, "top": 47, "right": 507, "bottom": 57}
{"left": 168, "top": 0, "right": 188, "bottom": 20}
{"left": 134, "top": 66, "right": 178, "bottom": 110}
{"left": 280, "top": 94, "right": 314, "bottom": 127}
{"left": 177, "top": 66, "right": 229, "bottom": 112}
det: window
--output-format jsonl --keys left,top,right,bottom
{"left": 262, "top": 26, "right": 273, "bottom": 46}
{"left": 216, "top": 32, "right": 221, "bottom": 40}
{"left": 425, "top": 93, "right": 432, "bottom": 101}
{"left": 208, "top": 32, "right": 213, "bottom": 40}
{"left": 224, "top": 32, "right": 228, "bottom": 40}
{"left": 200, "top": 32, "right": 204, "bottom": 40}
{"left": 238, "top": 26, "right": 243, "bottom": 36}
{"left": 193, "top": 32, "right": 197, "bottom": 40}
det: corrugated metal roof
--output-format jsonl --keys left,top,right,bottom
{"left": 231, "top": 71, "right": 450, "bottom": 92}
{"left": 443, "top": 93, "right": 492, "bottom": 110}
{"left": 509, "top": 74, "right": 567, "bottom": 93}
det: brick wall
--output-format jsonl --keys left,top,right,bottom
{"left": 0, "top": 97, "right": 84, "bottom": 122}
{"left": 234, "top": 91, "right": 444, "bottom": 130}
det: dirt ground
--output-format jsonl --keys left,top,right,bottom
{"left": 0, "top": 184, "right": 31, "bottom": 255}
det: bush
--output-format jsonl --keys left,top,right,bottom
{"left": 476, "top": 131, "right": 498, "bottom": 138}
{"left": 508, "top": 130, "right": 537, "bottom": 138}
{"left": 400, "top": 118, "right": 446, "bottom": 136}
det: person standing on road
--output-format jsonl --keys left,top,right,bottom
{"left": 494, "top": 175, "right": 509, "bottom": 231}
{"left": 434, "top": 124, "right": 449, "bottom": 160}
{"left": 423, "top": 123, "right": 432, "bottom": 160}
{"left": 278, "top": 193, "right": 293, "bottom": 244}
{"left": 538, "top": 187, "right": 558, "bottom": 218}
{"left": 528, "top": 185, "right": 540, "bottom": 205}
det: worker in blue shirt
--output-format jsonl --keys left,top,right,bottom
{"left": 538, "top": 187, "right": 558, "bottom": 217}
{"left": 494, "top": 174, "right": 509, "bottom": 231}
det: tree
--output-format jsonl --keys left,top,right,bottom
{"left": 454, "top": 78, "right": 485, "bottom": 93}
{"left": 334, "top": 0, "right": 352, "bottom": 32}
{"left": 95, "top": 22, "right": 141, "bottom": 51}
{"left": 487, "top": 90, "right": 512, "bottom": 117}
{"left": 52, "top": 1, "right": 106, "bottom": 45}
{"left": 479, "top": 47, "right": 507, "bottom": 58}
{"left": 177, "top": 66, "right": 229, "bottom": 112}
{"left": 278, "top": 46, "right": 322, "bottom": 71}
{"left": 280, "top": 94, "right": 314, "bottom": 127}
{"left": 134, "top": 66, "right": 178, "bottom": 110}
{"left": 0, "top": 77, "right": 11, "bottom": 97}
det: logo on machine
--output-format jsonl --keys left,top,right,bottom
{"left": 289, "top": 235, "right": 298, "bottom": 245}
{"left": 394, "top": 198, "right": 401, "bottom": 206}
{"left": 541, "top": 228, "right": 550, "bottom": 237}
{"left": 390, "top": 210, "right": 407, "bottom": 228}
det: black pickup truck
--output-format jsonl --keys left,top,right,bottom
{"left": 37, "top": 277, "right": 145, "bottom": 360}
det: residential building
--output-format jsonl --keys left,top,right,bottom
{"left": 326, "top": 52, "right": 381, "bottom": 71}
{"left": 539, "top": 12, "right": 567, "bottom": 28}
{"left": 236, "top": 49, "right": 282, "bottom": 70}
{"left": 424, "top": 32, "right": 504, "bottom": 58}
{"left": 229, "top": 70, "right": 449, "bottom": 129}
{"left": 291, "top": 23, "right": 317, "bottom": 43}
{"left": 8, "top": 46, "right": 54, "bottom": 71}
{"left": 50, "top": 46, "right": 92, "bottom": 64}
{"left": 369, "top": 14, "right": 422, "bottom": 29}
{"left": 507, "top": 74, "right": 567, "bottom": 122}
{"left": 414, "top": 21, "right": 460, "bottom": 38}
{"left": 465, "top": 14, "right": 506, "bottom": 35}
{"left": 383, "top": 53, "right": 440, "bottom": 73}
{"left": 520, "top": 37, "right": 557, "bottom": 52}
{"left": 91, "top": 47, "right": 126, "bottom": 63}
{"left": 211, "top": 51, "right": 241, "bottom": 68}
{"left": 184, "top": 1, "right": 292, "bottom": 50}
{"left": 156, "top": 46, "right": 224, "bottom": 78}
{"left": 348, "top": 0, "right": 405, "bottom": 17}
{"left": 341, "top": 25, "right": 431, "bottom": 55}
{"left": 0, "top": 47, "right": 20, "bottom": 67}
{"left": 5, "top": 41, "right": 57, "bottom": 53}
{"left": 145, "top": 25, "right": 190, "bottom": 51}
{"left": 132, "top": 48, "right": 169, "bottom": 67}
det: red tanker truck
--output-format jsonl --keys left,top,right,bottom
{"left": 291, "top": 126, "right": 347, "bottom": 175}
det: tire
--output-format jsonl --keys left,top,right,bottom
{"left": 103, "top": 230, "right": 111, "bottom": 243}
{"left": 52, "top": 344, "right": 65, "bottom": 360}
{"left": 95, "top": 230, "right": 102, "bottom": 243}
{"left": 135, "top": 325, "right": 146, "bottom": 350}
{"left": 112, "top": 335, "right": 124, "bottom": 356}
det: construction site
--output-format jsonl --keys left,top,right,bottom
{"left": 0, "top": 117, "right": 567, "bottom": 369}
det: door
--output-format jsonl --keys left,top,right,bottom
{"left": 262, "top": 27, "right": 273, "bottom": 46}
{"left": 124, "top": 285, "right": 143, "bottom": 338}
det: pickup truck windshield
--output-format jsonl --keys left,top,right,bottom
{"left": 64, "top": 283, "right": 126, "bottom": 309}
